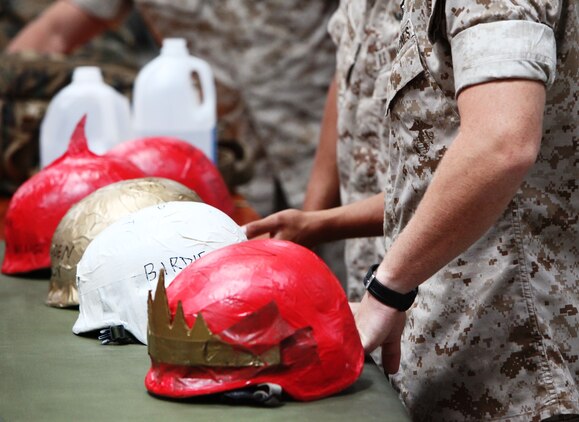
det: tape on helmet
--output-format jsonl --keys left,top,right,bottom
{"left": 48, "top": 177, "right": 202, "bottom": 308}
{"left": 1, "top": 116, "right": 145, "bottom": 274}
{"left": 145, "top": 239, "right": 364, "bottom": 401}
{"left": 106, "top": 137, "right": 235, "bottom": 216}
{"left": 73, "top": 201, "right": 246, "bottom": 345}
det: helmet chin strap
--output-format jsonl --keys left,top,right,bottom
{"left": 221, "top": 383, "right": 283, "bottom": 407}
{"left": 98, "top": 325, "right": 138, "bottom": 345}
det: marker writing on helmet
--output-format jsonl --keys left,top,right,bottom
{"left": 170, "top": 256, "right": 190, "bottom": 272}
{"left": 143, "top": 252, "right": 207, "bottom": 281}
{"left": 51, "top": 243, "right": 75, "bottom": 260}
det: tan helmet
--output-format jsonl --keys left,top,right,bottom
{"left": 47, "top": 177, "right": 201, "bottom": 308}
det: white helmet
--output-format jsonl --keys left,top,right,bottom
{"left": 73, "top": 201, "right": 246, "bottom": 345}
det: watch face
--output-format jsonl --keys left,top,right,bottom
{"left": 363, "top": 269, "right": 374, "bottom": 289}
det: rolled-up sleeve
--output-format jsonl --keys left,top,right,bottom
{"left": 71, "top": 0, "right": 132, "bottom": 21}
{"left": 450, "top": 20, "right": 556, "bottom": 95}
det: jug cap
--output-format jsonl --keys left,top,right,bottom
{"left": 72, "top": 66, "right": 103, "bottom": 83}
{"left": 161, "top": 38, "right": 188, "bottom": 56}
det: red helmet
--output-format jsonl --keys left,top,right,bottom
{"left": 146, "top": 239, "right": 364, "bottom": 401}
{"left": 106, "top": 137, "right": 235, "bottom": 216}
{"left": 2, "top": 116, "right": 145, "bottom": 274}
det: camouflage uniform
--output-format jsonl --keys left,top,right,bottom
{"left": 327, "top": 0, "right": 400, "bottom": 301}
{"left": 383, "top": 0, "right": 579, "bottom": 420}
{"left": 74, "top": 0, "right": 338, "bottom": 215}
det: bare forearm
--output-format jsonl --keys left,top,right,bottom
{"left": 7, "top": 1, "right": 110, "bottom": 54}
{"left": 377, "top": 80, "right": 545, "bottom": 293}
{"left": 243, "top": 192, "right": 384, "bottom": 247}
{"left": 303, "top": 76, "right": 341, "bottom": 211}
{"left": 310, "top": 192, "right": 384, "bottom": 242}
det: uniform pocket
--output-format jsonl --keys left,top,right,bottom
{"left": 384, "top": 35, "right": 425, "bottom": 114}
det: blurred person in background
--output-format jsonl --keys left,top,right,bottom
{"left": 0, "top": 0, "right": 155, "bottom": 195}
{"left": 6, "top": 0, "right": 347, "bottom": 281}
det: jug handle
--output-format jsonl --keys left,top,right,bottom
{"left": 189, "top": 57, "right": 216, "bottom": 118}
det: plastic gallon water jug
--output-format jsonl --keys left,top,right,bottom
{"left": 40, "top": 66, "right": 132, "bottom": 168}
{"left": 132, "top": 38, "right": 217, "bottom": 162}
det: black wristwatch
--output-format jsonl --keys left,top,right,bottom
{"left": 363, "top": 264, "right": 418, "bottom": 311}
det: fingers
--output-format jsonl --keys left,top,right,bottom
{"left": 242, "top": 215, "right": 278, "bottom": 239}
{"left": 381, "top": 333, "right": 402, "bottom": 374}
{"left": 242, "top": 209, "right": 306, "bottom": 243}
{"left": 381, "top": 311, "right": 405, "bottom": 374}
{"left": 354, "top": 294, "right": 393, "bottom": 352}
{"left": 354, "top": 293, "right": 406, "bottom": 373}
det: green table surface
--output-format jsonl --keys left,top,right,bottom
{"left": 0, "top": 243, "right": 409, "bottom": 422}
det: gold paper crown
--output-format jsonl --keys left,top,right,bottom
{"left": 147, "top": 270, "right": 280, "bottom": 367}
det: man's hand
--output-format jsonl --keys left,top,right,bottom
{"left": 354, "top": 293, "right": 406, "bottom": 374}
{"left": 242, "top": 209, "right": 320, "bottom": 247}
{"left": 243, "top": 193, "right": 385, "bottom": 248}
{"left": 6, "top": 1, "right": 113, "bottom": 54}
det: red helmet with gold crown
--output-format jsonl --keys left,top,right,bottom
{"left": 146, "top": 239, "right": 364, "bottom": 402}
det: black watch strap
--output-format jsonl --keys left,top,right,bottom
{"left": 363, "top": 264, "right": 418, "bottom": 311}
